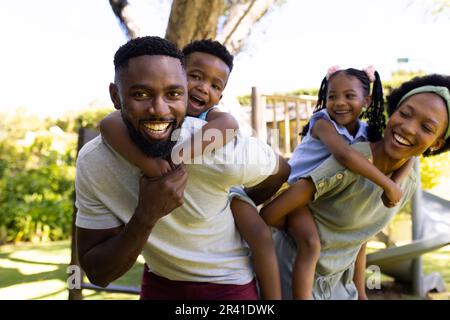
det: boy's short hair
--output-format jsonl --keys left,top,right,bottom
{"left": 114, "top": 36, "right": 185, "bottom": 72}
{"left": 183, "top": 39, "right": 234, "bottom": 71}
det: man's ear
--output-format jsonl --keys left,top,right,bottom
{"left": 109, "top": 83, "right": 121, "bottom": 110}
{"left": 219, "top": 94, "right": 223, "bottom": 101}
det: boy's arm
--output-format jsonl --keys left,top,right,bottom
{"left": 231, "top": 199, "right": 281, "bottom": 299}
{"left": 244, "top": 154, "right": 290, "bottom": 206}
{"left": 100, "top": 111, "right": 171, "bottom": 177}
{"left": 178, "top": 109, "right": 239, "bottom": 162}
{"left": 353, "top": 242, "right": 368, "bottom": 300}
{"left": 260, "top": 178, "right": 316, "bottom": 227}
{"left": 313, "top": 119, "right": 403, "bottom": 207}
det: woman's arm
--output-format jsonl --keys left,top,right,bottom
{"left": 177, "top": 109, "right": 239, "bottom": 162}
{"left": 312, "top": 119, "right": 403, "bottom": 207}
{"left": 100, "top": 111, "right": 171, "bottom": 177}
{"left": 260, "top": 178, "right": 316, "bottom": 227}
{"left": 353, "top": 242, "right": 368, "bottom": 300}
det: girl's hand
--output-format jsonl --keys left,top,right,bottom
{"left": 381, "top": 181, "right": 403, "bottom": 208}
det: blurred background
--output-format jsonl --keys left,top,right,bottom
{"left": 0, "top": 0, "right": 449, "bottom": 300}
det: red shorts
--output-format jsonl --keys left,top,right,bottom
{"left": 139, "top": 265, "right": 258, "bottom": 300}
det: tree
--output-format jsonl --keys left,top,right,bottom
{"left": 109, "top": 0, "right": 283, "bottom": 55}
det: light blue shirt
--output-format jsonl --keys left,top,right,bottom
{"left": 288, "top": 109, "right": 368, "bottom": 184}
{"left": 197, "top": 106, "right": 219, "bottom": 121}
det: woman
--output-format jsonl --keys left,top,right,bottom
{"left": 261, "top": 74, "right": 450, "bottom": 300}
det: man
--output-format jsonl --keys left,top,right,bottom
{"left": 75, "top": 36, "right": 289, "bottom": 299}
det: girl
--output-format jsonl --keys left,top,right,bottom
{"left": 261, "top": 66, "right": 412, "bottom": 299}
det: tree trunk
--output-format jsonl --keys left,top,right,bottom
{"left": 217, "top": 0, "right": 279, "bottom": 55}
{"left": 109, "top": 0, "right": 140, "bottom": 39}
{"left": 165, "top": 0, "right": 224, "bottom": 49}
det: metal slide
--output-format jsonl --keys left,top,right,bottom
{"left": 367, "top": 184, "right": 450, "bottom": 297}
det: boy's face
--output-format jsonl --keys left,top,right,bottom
{"left": 185, "top": 52, "right": 230, "bottom": 117}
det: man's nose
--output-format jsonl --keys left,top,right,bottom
{"left": 149, "top": 96, "right": 170, "bottom": 115}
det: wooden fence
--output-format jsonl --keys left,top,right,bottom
{"left": 251, "top": 87, "right": 317, "bottom": 157}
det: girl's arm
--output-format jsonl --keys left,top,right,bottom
{"left": 260, "top": 178, "right": 316, "bottom": 227}
{"left": 390, "top": 157, "right": 414, "bottom": 185}
{"left": 381, "top": 158, "right": 414, "bottom": 207}
{"left": 312, "top": 119, "right": 403, "bottom": 207}
{"left": 353, "top": 242, "right": 368, "bottom": 300}
{"left": 99, "top": 111, "right": 171, "bottom": 177}
{"left": 177, "top": 109, "right": 239, "bottom": 162}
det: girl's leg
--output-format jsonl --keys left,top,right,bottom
{"left": 287, "top": 206, "right": 321, "bottom": 300}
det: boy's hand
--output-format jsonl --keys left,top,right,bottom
{"left": 142, "top": 158, "right": 172, "bottom": 177}
{"left": 381, "top": 181, "right": 403, "bottom": 208}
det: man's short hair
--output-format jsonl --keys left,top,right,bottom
{"left": 114, "top": 36, "right": 185, "bottom": 72}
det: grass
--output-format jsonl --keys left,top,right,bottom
{"left": 0, "top": 240, "right": 142, "bottom": 300}
{"left": 0, "top": 240, "right": 448, "bottom": 300}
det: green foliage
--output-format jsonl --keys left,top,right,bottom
{"left": 0, "top": 107, "right": 111, "bottom": 244}
{"left": 420, "top": 152, "right": 450, "bottom": 190}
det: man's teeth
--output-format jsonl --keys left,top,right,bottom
{"left": 394, "top": 133, "right": 412, "bottom": 146}
{"left": 143, "top": 122, "right": 171, "bottom": 132}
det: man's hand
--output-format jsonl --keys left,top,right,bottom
{"left": 136, "top": 164, "right": 188, "bottom": 226}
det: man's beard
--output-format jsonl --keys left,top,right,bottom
{"left": 121, "top": 115, "right": 183, "bottom": 159}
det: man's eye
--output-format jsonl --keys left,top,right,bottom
{"left": 168, "top": 91, "right": 181, "bottom": 98}
{"left": 328, "top": 95, "right": 335, "bottom": 100}
{"left": 346, "top": 94, "right": 355, "bottom": 99}
{"left": 133, "top": 92, "right": 148, "bottom": 98}
{"left": 212, "top": 84, "right": 222, "bottom": 91}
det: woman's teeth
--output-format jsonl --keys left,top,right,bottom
{"left": 393, "top": 133, "right": 412, "bottom": 146}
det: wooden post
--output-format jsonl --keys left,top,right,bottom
{"left": 284, "top": 100, "right": 291, "bottom": 155}
{"left": 68, "top": 129, "right": 86, "bottom": 300}
{"left": 251, "top": 87, "right": 266, "bottom": 142}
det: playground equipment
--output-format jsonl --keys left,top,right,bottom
{"left": 367, "top": 161, "right": 450, "bottom": 297}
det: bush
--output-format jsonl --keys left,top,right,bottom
{"left": 0, "top": 108, "right": 110, "bottom": 244}
{"left": 420, "top": 151, "right": 450, "bottom": 190}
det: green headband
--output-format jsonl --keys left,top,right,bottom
{"left": 397, "top": 85, "right": 450, "bottom": 139}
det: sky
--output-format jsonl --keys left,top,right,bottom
{"left": 0, "top": 0, "right": 449, "bottom": 118}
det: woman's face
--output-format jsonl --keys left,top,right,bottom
{"left": 384, "top": 92, "right": 448, "bottom": 160}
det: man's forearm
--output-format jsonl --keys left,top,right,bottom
{"left": 78, "top": 209, "right": 155, "bottom": 287}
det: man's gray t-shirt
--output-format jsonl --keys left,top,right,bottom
{"left": 75, "top": 116, "right": 277, "bottom": 284}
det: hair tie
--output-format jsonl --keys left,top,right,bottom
{"left": 326, "top": 65, "right": 341, "bottom": 80}
{"left": 363, "top": 65, "right": 376, "bottom": 83}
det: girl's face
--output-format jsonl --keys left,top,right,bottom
{"left": 326, "top": 72, "right": 371, "bottom": 135}
{"left": 383, "top": 92, "right": 448, "bottom": 160}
